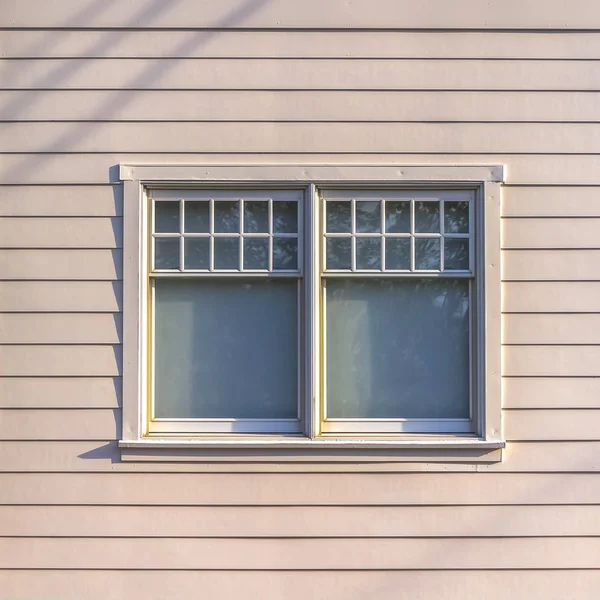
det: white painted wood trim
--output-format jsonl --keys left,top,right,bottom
{"left": 120, "top": 164, "right": 504, "bottom": 184}
{"left": 120, "top": 163, "right": 504, "bottom": 459}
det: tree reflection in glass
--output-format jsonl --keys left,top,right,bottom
{"left": 415, "top": 238, "right": 440, "bottom": 270}
{"left": 244, "top": 238, "right": 269, "bottom": 270}
{"left": 326, "top": 278, "right": 470, "bottom": 419}
{"left": 273, "top": 238, "right": 298, "bottom": 270}
{"left": 326, "top": 238, "right": 352, "bottom": 270}
{"left": 415, "top": 200, "right": 440, "bottom": 233}
{"left": 273, "top": 201, "right": 298, "bottom": 234}
{"left": 385, "top": 200, "right": 410, "bottom": 233}
{"left": 326, "top": 201, "right": 352, "bottom": 233}
{"left": 214, "top": 201, "right": 239, "bottom": 233}
{"left": 356, "top": 238, "right": 381, "bottom": 270}
{"left": 356, "top": 201, "right": 381, "bottom": 233}
{"left": 444, "top": 201, "right": 469, "bottom": 233}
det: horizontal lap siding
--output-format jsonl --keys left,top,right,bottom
{"left": 3, "top": 16, "right": 600, "bottom": 597}
{"left": 1, "top": 573, "right": 599, "bottom": 600}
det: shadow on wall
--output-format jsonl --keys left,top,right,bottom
{"left": 1, "top": 0, "right": 273, "bottom": 184}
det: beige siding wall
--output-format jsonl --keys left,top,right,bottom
{"left": 1, "top": 2, "right": 600, "bottom": 598}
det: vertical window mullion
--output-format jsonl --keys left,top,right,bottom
{"left": 410, "top": 198, "right": 415, "bottom": 272}
{"left": 350, "top": 197, "right": 356, "bottom": 272}
{"left": 179, "top": 199, "right": 184, "bottom": 271}
{"left": 239, "top": 198, "right": 244, "bottom": 271}
{"left": 209, "top": 197, "right": 215, "bottom": 272}
{"left": 380, "top": 198, "right": 386, "bottom": 271}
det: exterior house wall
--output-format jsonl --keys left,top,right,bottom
{"left": 1, "top": 1, "right": 600, "bottom": 597}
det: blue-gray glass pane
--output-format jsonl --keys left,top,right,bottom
{"left": 356, "top": 201, "right": 381, "bottom": 233}
{"left": 326, "top": 278, "right": 470, "bottom": 419}
{"left": 273, "top": 201, "right": 298, "bottom": 234}
{"left": 184, "top": 201, "right": 210, "bottom": 233}
{"left": 244, "top": 201, "right": 269, "bottom": 233}
{"left": 444, "top": 238, "right": 470, "bottom": 270}
{"left": 184, "top": 238, "right": 210, "bottom": 270}
{"left": 415, "top": 201, "right": 440, "bottom": 233}
{"left": 326, "top": 238, "right": 352, "bottom": 270}
{"left": 154, "top": 237, "right": 179, "bottom": 270}
{"left": 214, "top": 201, "right": 239, "bottom": 233}
{"left": 385, "top": 238, "right": 411, "bottom": 270}
{"left": 415, "top": 238, "right": 441, "bottom": 270}
{"left": 214, "top": 238, "right": 239, "bottom": 270}
{"left": 244, "top": 238, "right": 269, "bottom": 270}
{"left": 154, "top": 279, "right": 298, "bottom": 419}
{"left": 355, "top": 238, "right": 381, "bottom": 270}
{"left": 326, "top": 201, "right": 351, "bottom": 233}
{"left": 155, "top": 201, "right": 180, "bottom": 233}
{"left": 385, "top": 201, "right": 410, "bottom": 233}
{"left": 444, "top": 201, "right": 469, "bottom": 234}
{"left": 273, "top": 238, "right": 298, "bottom": 270}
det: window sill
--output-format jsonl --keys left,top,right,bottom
{"left": 119, "top": 437, "right": 505, "bottom": 463}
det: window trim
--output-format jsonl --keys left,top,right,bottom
{"left": 120, "top": 164, "right": 504, "bottom": 461}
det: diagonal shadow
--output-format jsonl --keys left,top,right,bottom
{"left": 1, "top": 0, "right": 272, "bottom": 184}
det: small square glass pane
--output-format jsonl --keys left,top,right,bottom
{"left": 214, "top": 201, "right": 239, "bottom": 233}
{"left": 326, "top": 238, "right": 352, "bottom": 270}
{"left": 273, "top": 238, "right": 298, "bottom": 270}
{"left": 415, "top": 201, "right": 440, "bottom": 233}
{"left": 155, "top": 201, "right": 180, "bottom": 233}
{"left": 356, "top": 201, "right": 381, "bottom": 233}
{"left": 385, "top": 201, "right": 410, "bottom": 233}
{"left": 356, "top": 238, "right": 381, "bottom": 270}
{"left": 214, "top": 237, "right": 239, "bottom": 270}
{"left": 184, "top": 201, "right": 209, "bottom": 233}
{"left": 244, "top": 201, "right": 269, "bottom": 233}
{"left": 385, "top": 238, "right": 410, "bottom": 270}
{"left": 325, "top": 278, "right": 470, "bottom": 419}
{"left": 415, "top": 238, "right": 440, "bottom": 270}
{"left": 244, "top": 238, "right": 269, "bottom": 270}
{"left": 326, "top": 201, "right": 351, "bottom": 233}
{"left": 273, "top": 201, "right": 298, "bottom": 234}
{"left": 444, "top": 201, "right": 469, "bottom": 234}
{"left": 444, "top": 238, "right": 470, "bottom": 270}
{"left": 184, "top": 238, "right": 209, "bottom": 270}
{"left": 154, "top": 237, "right": 180, "bottom": 270}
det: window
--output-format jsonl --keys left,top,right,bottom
{"left": 120, "top": 165, "right": 503, "bottom": 459}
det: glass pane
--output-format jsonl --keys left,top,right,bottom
{"left": 184, "top": 238, "right": 209, "bottom": 270}
{"left": 326, "top": 238, "right": 352, "bottom": 270}
{"left": 244, "top": 201, "right": 269, "bottom": 233}
{"left": 273, "top": 201, "right": 298, "bottom": 234}
{"left": 154, "top": 237, "right": 179, "bottom": 269}
{"left": 214, "top": 201, "right": 239, "bottom": 233}
{"left": 444, "top": 238, "right": 470, "bottom": 270}
{"left": 154, "top": 279, "right": 298, "bottom": 419}
{"left": 444, "top": 201, "right": 469, "bottom": 233}
{"left": 385, "top": 200, "right": 410, "bottom": 233}
{"left": 415, "top": 238, "right": 440, "bottom": 270}
{"left": 273, "top": 238, "right": 298, "bottom": 270}
{"left": 355, "top": 201, "right": 381, "bottom": 233}
{"left": 355, "top": 238, "right": 381, "bottom": 270}
{"left": 415, "top": 201, "right": 440, "bottom": 233}
{"left": 184, "top": 201, "right": 209, "bottom": 233}
{"left": 326, "top": 201, "right": 351, "bottom": 233}
{"left": 155, "top": 201, "right": 180, "bottom": 233}
{"left": 244, "top": 238, "right": 269, "bottom": 270}
{"left": 214, "top": 237, "right": 239, "bottom": 270}
{"left": 385, "top": 238, "right": 410, "bottom": 270}
{"left": 325, "top": 278, "right": 470, "bottom": 419}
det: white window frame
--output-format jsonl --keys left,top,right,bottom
{"left": 119, "top": 164, "right": 504, "bottom": 462}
